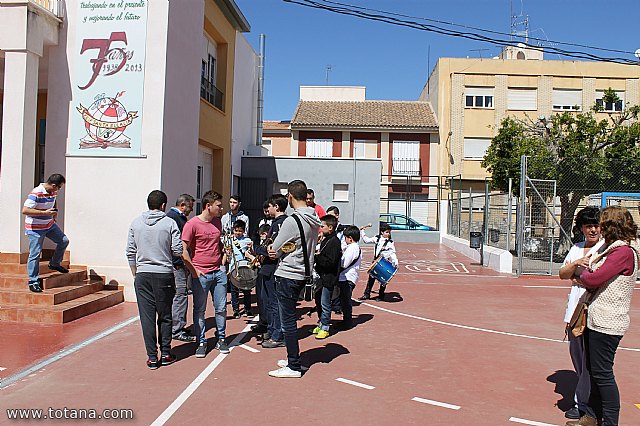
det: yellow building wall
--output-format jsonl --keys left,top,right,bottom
{"left": 426, "top": 57, "right": 640, "bottom": 183}
{"left": 198, "top": 0, "right": 238, "bottom": 201}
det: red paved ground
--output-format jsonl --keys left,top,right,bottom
{"left": 2, "top": 243, "right": 639, "bottom": 426}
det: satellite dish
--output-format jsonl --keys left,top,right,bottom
{"left": 635, "top": 48, "right": 640, "bottom": 59}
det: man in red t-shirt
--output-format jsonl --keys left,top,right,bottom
{"left": 181, "top": 191, "right": 229, "bottom": 357}
{"left": 306, "top": 188, "right": 326, "bottom": 218}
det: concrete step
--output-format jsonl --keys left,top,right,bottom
{"left": 0, "top": 251, "right": 70, "bottom": 264}
{"left": 0, "top": 280, "right": 105, "bottom": 306}
{"left": 0, "top": 269, "right": 88, "bottom": 290}
{"left": 0, "top": 260, "right": 71, "bottom": 274}
{"left": 0, "top": 289, "right": 125, "bottom": 323}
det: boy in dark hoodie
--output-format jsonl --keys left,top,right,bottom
{"left": 312, "top": 214, "right": 342, "bottom": 339}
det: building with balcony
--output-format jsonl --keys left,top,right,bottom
{"left": 420, "top": 45, "right": 640, "bottom": 192}
{"left": 0, "top": 0, "right": 256, "bottom": 302}
{"left": 259, "top": 86, "right": 440, "bottom": 228}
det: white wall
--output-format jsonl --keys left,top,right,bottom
{"left": 300, "top": 86, "right": 366, "bottom": 101}
{"left": 44, "top": 0, "right": 203, "bottom": 300}
{"left": 231, "top": 32, "right": 258, "bottom": 193}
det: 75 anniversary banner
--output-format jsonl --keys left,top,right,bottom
{"left": 68, "top": 1, "right": 148, "bottom": 157}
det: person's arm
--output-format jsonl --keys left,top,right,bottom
{"left": 559, "top": 249, "right": 590, "bottom": 280}
{"left": 181, "top": 240, "right": 200, "bottom": 277}
{"left": 22, "top": 206, "right": 58, "bottom": 217}
{"left": 126, "top": 226, "right": 137, "bottom": 276}
{"left": 171, "top": 223, "right": 183, "bottom": 258}
{"left": 341, "top": 244, "right": 358, "bottom": 269}
{"left": 387, "top": 242, "right": 399, "bottom": 267}
{"left": 268, "top": 218, "right": 296, "bottom": 259}
{"left": 360, "top": 230, "right": 376, "bottom": 244}
{"left": 578, "top": 246, "right": 634, "bottom": 288}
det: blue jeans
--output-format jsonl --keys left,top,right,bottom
{"left": 262, "top": 274, "right": 282, "bottom": 341}
{"left": 27, "top": 224, "right": 69, "bottom": 283}
{"left": 192, "top": 270, "right": 227, "bottom": 344}
{"left": 275, "top": 276, "right": 304, "bottom": 371}
{"left": 318, "top": 286, "right": 332, "bottom": 330}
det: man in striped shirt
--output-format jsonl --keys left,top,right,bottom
{"left": 22, "top": 174, "right": 70, "bottom": 293}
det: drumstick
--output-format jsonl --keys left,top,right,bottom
{"left": 359, "top": 223, "right": 372, "bottom": 230}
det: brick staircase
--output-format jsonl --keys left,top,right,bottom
{"left": 0, "top": 250, "right": 124, "bottom": 323}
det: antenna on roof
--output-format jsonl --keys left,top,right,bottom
{"left": 325, "top": 64, "right": 332, "bottom": 85}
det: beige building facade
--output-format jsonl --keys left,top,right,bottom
{"left": 420, "top": 47, "right": 640, "bottom": 190}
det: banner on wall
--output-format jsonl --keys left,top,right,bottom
{"left": 68, "top": 1, "right": 148, "bottom": 157}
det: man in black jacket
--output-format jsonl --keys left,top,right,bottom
{"left": 254, "top": 194, "right": 288, "bottom": 348}
{"left": 166, "top": 194, "right": 196, "bottom": 342}
{"left": 312, "top": 214, "right": 342, "bottom": 340}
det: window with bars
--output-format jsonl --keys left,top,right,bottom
{"left": 306, "top": 139, "right": 333, "bottom": 158}
{"left": 392, "top": 140, "right": 420, "bottom": 175}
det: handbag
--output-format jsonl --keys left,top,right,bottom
{"left": 568, "top": 291, "right": 595, "bottom": 337}
{"left": 291, "top": 214, "right": 316, "bottom": 302}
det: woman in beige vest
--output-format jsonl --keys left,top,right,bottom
{"left": 567, "top": 206, "right": 638, "bottom": 426}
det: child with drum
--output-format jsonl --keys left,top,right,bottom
{"left": 358, "top": 223, "right": 398, "bottom": 301}
{"left": 225, "top": 220, "right": 255, "bottom": 318}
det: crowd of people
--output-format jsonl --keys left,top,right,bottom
{"left": 123, "top": 179, "right": 396, "bottom": 378}
{"left": 21, "top": 175, "right": 638, "bottom": 422}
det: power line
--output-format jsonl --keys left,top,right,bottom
{"left": 282, "top": 0, "right": 638, "bottom": 65}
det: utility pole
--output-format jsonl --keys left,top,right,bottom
{"left": 325, "top": 64, "right": 332, "bottom": 85}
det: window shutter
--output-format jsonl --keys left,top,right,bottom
{"left": 507, "top": 88, "right": 537, "bottom": 110}
{"left": 552, "top": 89, "right": 582, "bottom": 109}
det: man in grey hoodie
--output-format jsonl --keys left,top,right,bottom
{"left": 267, "top": 180, "right": 320, "bottom": 378}
{"left": 126, "top": 190, "right": 183, "bottom": 370}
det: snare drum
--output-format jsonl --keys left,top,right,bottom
{"left": 229, "top": 260, "right": 258, "bottom": 290}
{"left": 367, "top": 256, "right": 398, "bottom": 285}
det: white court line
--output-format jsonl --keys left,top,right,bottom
{"left": 523, "top": 286, "right": 570, "bottom": 289}
{"left": 0, "top": 367, "right": 6, "bottom": 371}
{"left": 335, "top": 377, "right": 375, "bottom": 390}
{"left": 0, "top": 316, "right": 140, "bottom": 390}
{"left": 411, "top": 397, "right": 461, "bottom": 410}
{"left": 356, "top": 301, "right": 640, "bottom": 352}
{"left": 150, "top": 318, "right": 257, "bottom": 426}
{"left": 509, "top": 416, "right": 558, "bottom": 426}
{"left": 239, "top": 344, "right": 260, "bottom": 353}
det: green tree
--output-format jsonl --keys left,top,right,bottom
{"left": 482, "top": 89, "right": 640, "bottom": 249}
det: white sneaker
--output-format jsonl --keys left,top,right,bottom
{"left": 277, "top": 359, "right": 309, "bottom": 371}
{"left": 268, "top": 366, "right": 302, "bottom": 378}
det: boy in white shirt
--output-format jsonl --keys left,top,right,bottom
{"left": 338, "top": 225, "right": 362, "bottom": 329}
{"left": 358, "top": 223, "right": 397, "bottom": 301}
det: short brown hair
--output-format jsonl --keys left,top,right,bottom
{"left": 600, "top": 205, "right": 638, "bottom": 243}
{"left": 202, "top": 191, "right": 222, "bottom": 208}
{"left": 288, "top": 180, "right": 307, "bottom": 201}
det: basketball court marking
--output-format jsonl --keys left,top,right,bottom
{"left": 635, "top": 404, "right": 640, "bottom": 410}
{"left": 335, "top": 377, "right": 375, "bottom": 390}
{"left": 239, "top": 344, "right": 260, "bottom": 353}
{"left": 508, "top": 417, "right": 558, "bottom": 426}
{"left": 523, "top": 286, "right": 571, "bottom": 289}
{"left": 0, "top": 367, "right": 6, "bottom": 371}
{"left": 356, "top": 301, "right": 640, "bottom": 352}
{"left": 150, "top": 318, "right": 257, "bottom": 426}
{"left": 411, "top": 396, "right": 461, "bottom": 410}
{"left": 0, "top": 315, "right": 140, "bottom": 390}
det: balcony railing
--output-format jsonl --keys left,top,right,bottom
{"left": 201, "top": 77, "right": 224, "bottom": 111}
{"left": 30, "top": 0, "right": 61, "bottom": 17}
{"left": 392, "top": 158, "right": 420, "bottom": 176}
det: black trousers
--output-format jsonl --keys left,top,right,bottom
{"left": 363, "top": 275, "right": 385, "bottom": 297}
{"left": 255, "top": 274, "right": 268, "bottom": 327}
{"left": 134, "top": 272, "right": 176, "bottom": 360}
{"left": 584, "top": 327, "right": 623, "bottom": 426}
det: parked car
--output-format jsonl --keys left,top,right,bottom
{"left": 379, "top": 213, "right": 435, "bottom": 231}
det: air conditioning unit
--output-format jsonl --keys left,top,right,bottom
{"left": 500, "top": 43, "right": 544, "bottom": 61}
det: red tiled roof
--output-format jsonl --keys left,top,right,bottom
{"left": 291, "top": 100, "right": 437, "bottom": 130}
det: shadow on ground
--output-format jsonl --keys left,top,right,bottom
{"left": 547, "top": 369, "right": 578, "bottom": 412}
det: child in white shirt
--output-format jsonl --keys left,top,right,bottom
{"left": 358, "top": 223, "right": 397, "bottom": 301}
{"left": 338, "top": 225, "right": 362, "bottom": 328}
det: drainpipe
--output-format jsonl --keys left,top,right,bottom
{"left": 256, "top": 34, "right": 265, "bottom": 146}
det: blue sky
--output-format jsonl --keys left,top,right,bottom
{"left": 235, "top": 0, "right": 640, "bottom": 120}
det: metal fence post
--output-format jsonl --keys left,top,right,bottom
{"left": 517, "top": 155, "right": 527, "bottom": 276}
{"left": 507, "top": 177, "right": 513, "bottom": 253}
